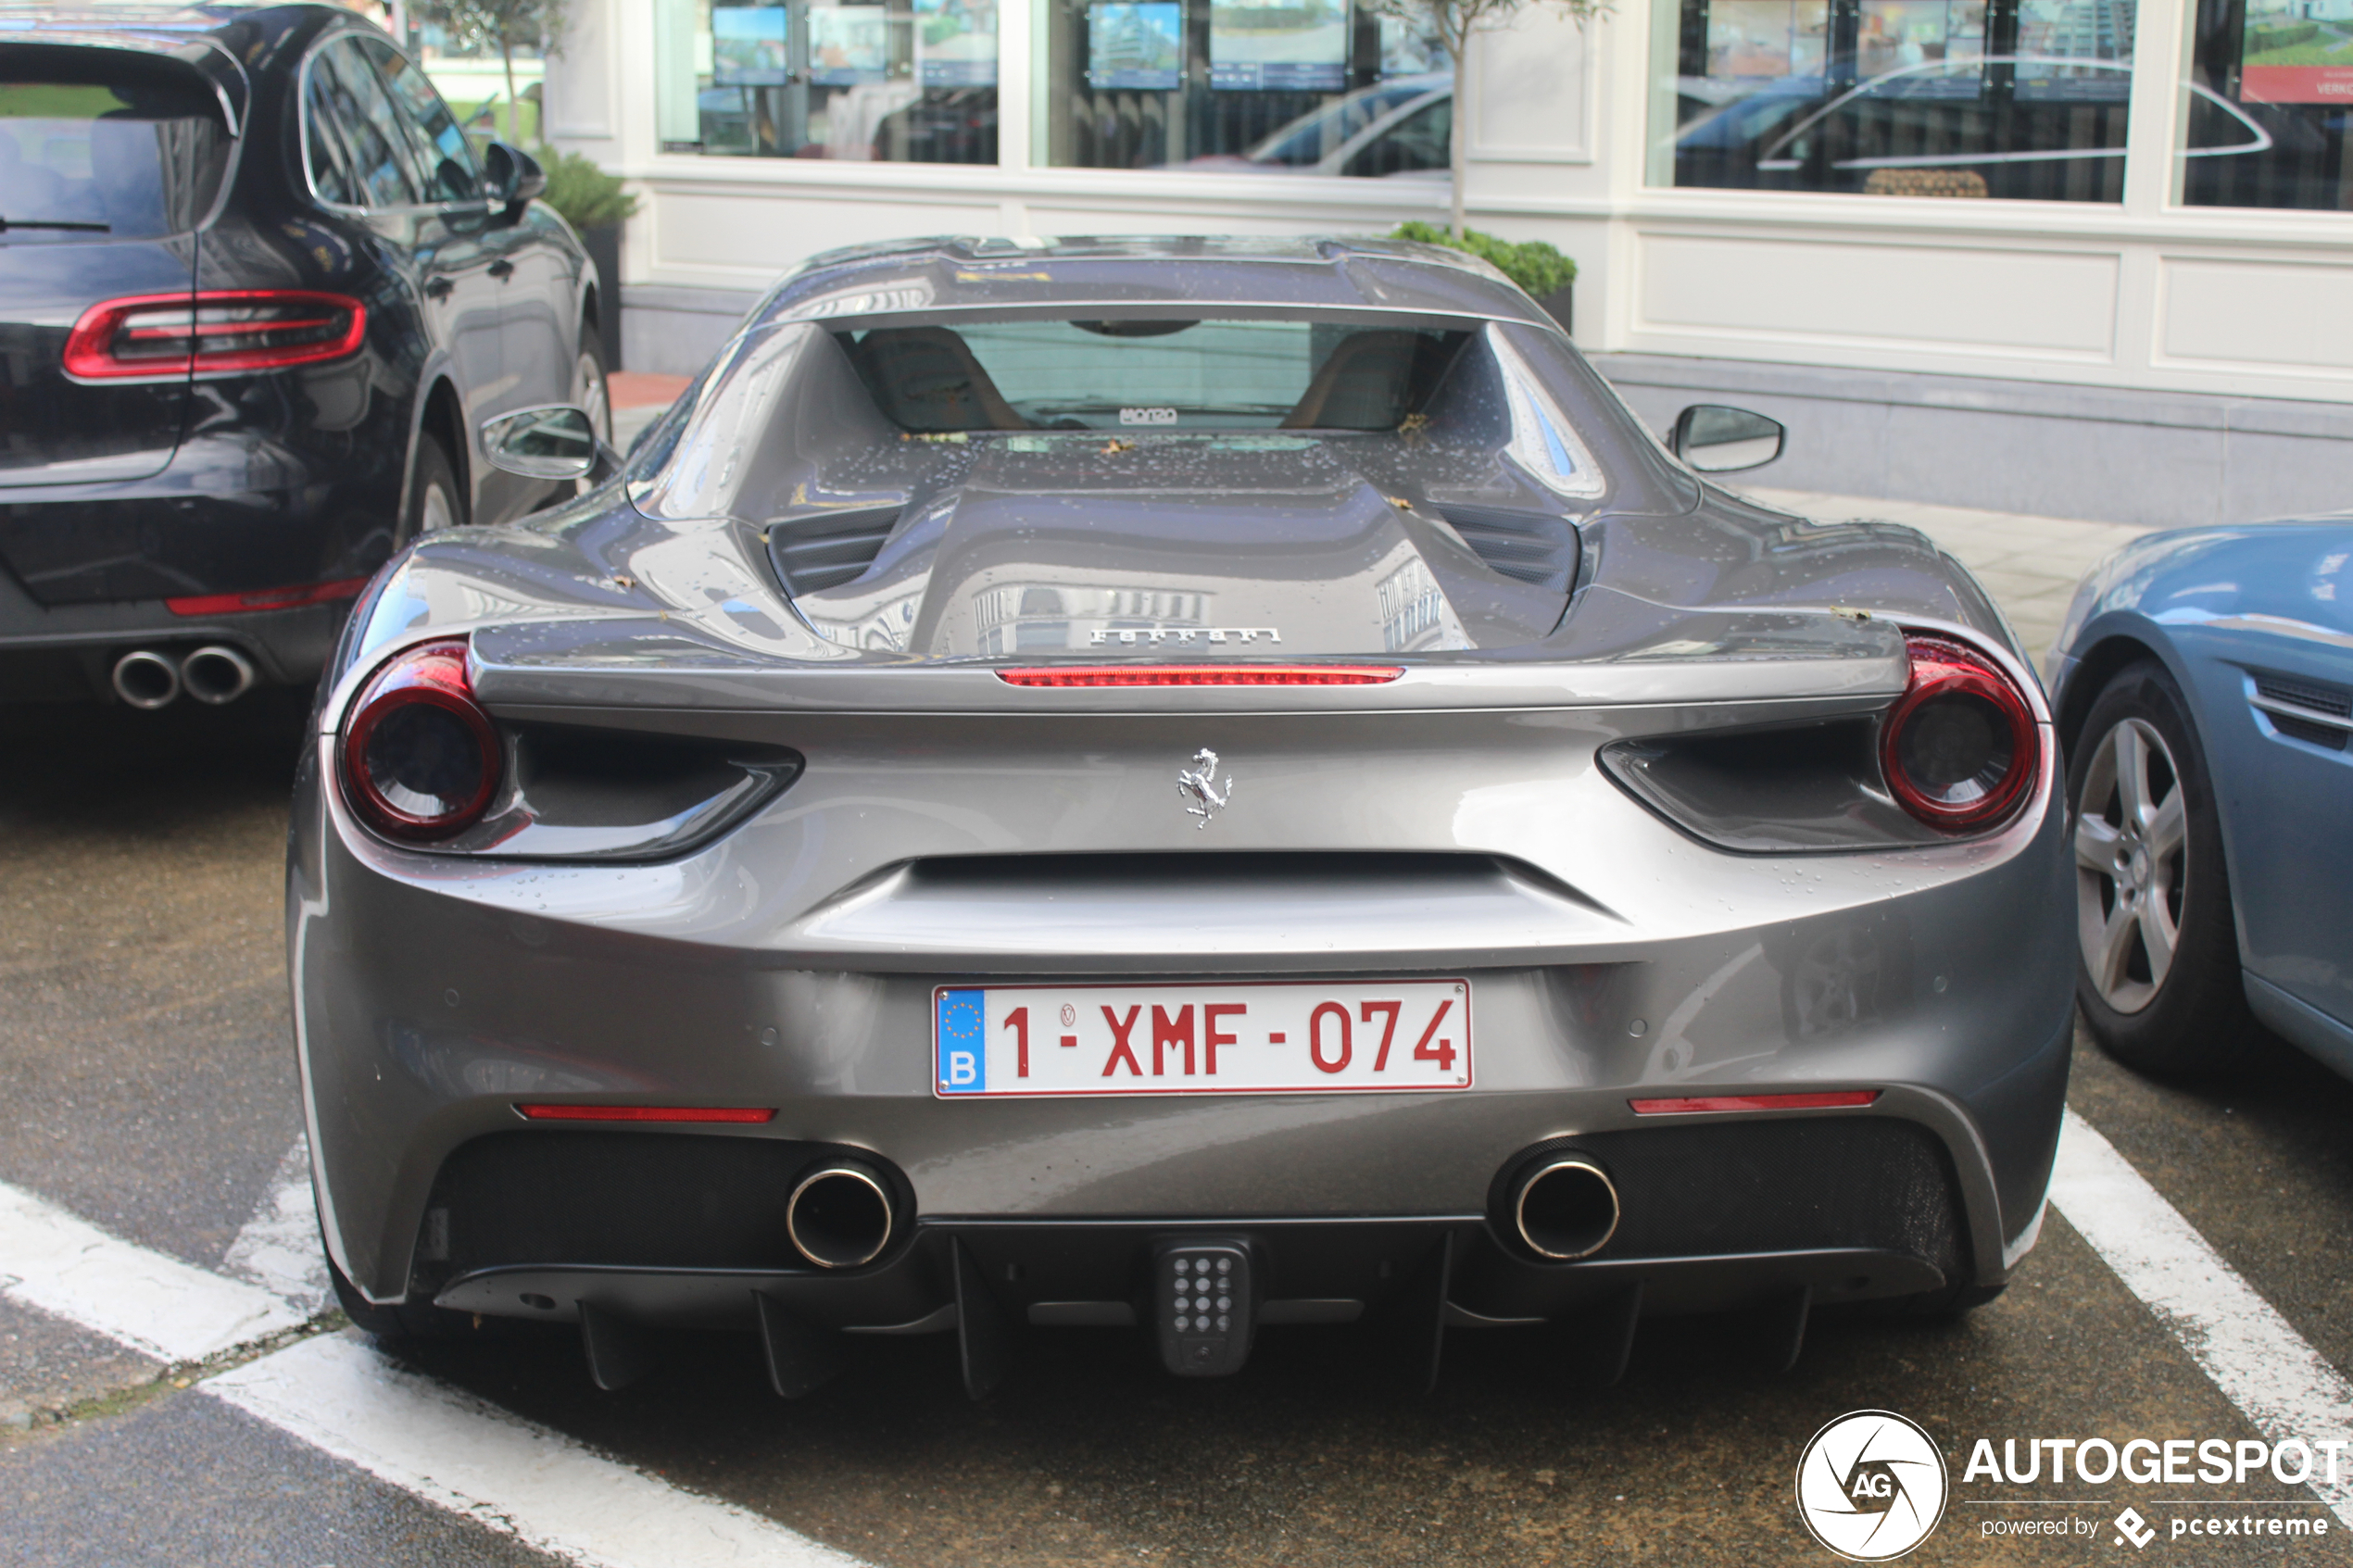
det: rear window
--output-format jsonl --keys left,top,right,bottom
{"left": 839, "top": 318, "right": 1466, "bottom": 433}
{"left": 0, "top": 58, "right": 229, "bottom": 242}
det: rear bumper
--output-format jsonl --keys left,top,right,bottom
{"left": 0, "top": 566, "right": 350, "bottom": 698}
{"left": 415, "top": 1109, "right": 1989, "bottom": 1333}
{"left": 291, "top": 719, "right": 2079, "bottom": 1316}
{"left": 0, "top": 424, "right": 402, "bottom": 698}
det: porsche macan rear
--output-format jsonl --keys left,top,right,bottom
{"left": 291, "top": 620, "right": 2072, "bottom": 1393}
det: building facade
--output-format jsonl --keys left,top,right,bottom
{"left": 543, "top": 0, "right": 2353, "bottom": 525}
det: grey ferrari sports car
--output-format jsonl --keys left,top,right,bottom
{"left": 290, "top": 235, "right": 2072, "bottom": 1397}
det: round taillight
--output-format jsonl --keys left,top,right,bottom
{"left": 1881, "top": 632, "right": 2038, "bottom": 831}
{"left": 339, "top": 639, "right": 500, "bottom": 840}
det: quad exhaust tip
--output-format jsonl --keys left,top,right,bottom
{"left": 1512, "top": 1155, "right": 1620, "bottom": 1261}
{"left": 111, "top": 649, "right": 182, "bottom": 710}
{"left": 786, "top": 1161, "right": 894, "bottom": 1270}
{"left": 182, "top": 645, "right": 256, "bottom": 705}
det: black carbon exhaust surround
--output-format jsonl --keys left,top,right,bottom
{"left": 1492, "top": 1117, "right": 1969, "bottom": 1280}
{"left": 410, "top": 1132, "right": 913, "bottom": 1296}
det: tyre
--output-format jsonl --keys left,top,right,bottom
{"left": 2069, "top": 659, "right": 2256, "bottom": 1076}
{"left": 325, "top": 1246, "right": 478, "bottom": 1342}
{"left": 400, "top": 432, "right": 464, "bottom": 546}
{"left": 573, "top": 322, "right": 611, "bottom": 446}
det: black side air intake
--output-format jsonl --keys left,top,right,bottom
{"left": 766, "top": 505, "right": 902, "bottom": 596}
{"left": 1430, "top": 504, "right": 1579, "bottom": 594}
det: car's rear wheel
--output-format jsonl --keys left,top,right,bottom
{"left": 325, "top": 1246, "right": 477, "bottom": 1342}
{"left": 2070, "top": 659, "right": 2255, "bottom": 1075}
{"left": 402, "top": 433, "right": 463, "bottom": 545}
{"left": 574, "top": 324, "right": 611, "bottom": 446}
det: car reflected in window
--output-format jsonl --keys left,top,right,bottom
{"left": 1734, "top": 56, "right": 2270, "bottom": 198}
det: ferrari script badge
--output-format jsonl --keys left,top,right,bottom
{"left": 1177, "top": 748, "right": 1234, "bottom": 829}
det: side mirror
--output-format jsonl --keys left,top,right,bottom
{"left": 1670, "top": 405, "right": 1786, "bottom": 473}
{"left": 483, "top": 404, "right": 611, "bottom": 483}
{"left": 479, "top": 140, "right": 547, "bottom": 222}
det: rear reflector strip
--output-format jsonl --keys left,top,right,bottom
{"left": 997, "top": 664, "right": 1404, "bottom": 688}
{"left": 166, "top": 576, "right": 371, "bottom": 617}
{"left": 1628, "top": 1090, "right": 1881, "bottom": 1115}
{"left": 515, "top": 1105, "right": 777, "bottom": 1123}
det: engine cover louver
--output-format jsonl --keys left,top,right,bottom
{"left": 1430, "top": 504, "right": 1579, "bottom": 594}
{"left": 766, "top": 506, "right": 902, "bottom": 596}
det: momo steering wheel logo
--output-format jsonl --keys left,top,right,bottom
{"left": 1796, "top": 1410, "right": 1950, "bottom": 1561}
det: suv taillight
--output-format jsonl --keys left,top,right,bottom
{"left": 339, "top": 640, "right": 500, "bottom": 841}
{"left": 62, "top": 291, "right": 366, "bottom": 383}
{"left": 1881, "top": 632, "right": 2039, "bottom": 832}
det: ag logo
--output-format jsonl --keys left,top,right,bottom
{"left": 1795, "top": 1410, "right": 1949, "bottom": 1561}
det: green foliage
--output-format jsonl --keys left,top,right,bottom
{"left": 2247, "top": 19, "right": 2321, "bottom": 50}
{"left": 420, "top": 0, "right": 567, "bottom": 56}
{"left": 534, "top": 146, "right": 639, "bottom": 230}
{"left": 1390, "top": 221, "right": 1576, "bottom": 296}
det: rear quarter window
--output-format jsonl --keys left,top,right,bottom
{"left": 0, "top": 59, "right": 230, "bottom": 241}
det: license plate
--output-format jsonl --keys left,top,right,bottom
{"left": 932, "top": 979, "right": 1472, "bottom": 1098}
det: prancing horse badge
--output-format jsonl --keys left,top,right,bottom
{"left": 1177, "top": 748, "right": 1234, "bottom": 829}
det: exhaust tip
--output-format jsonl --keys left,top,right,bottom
{"left": 1512, "top": 1155, "right": 1619, "bottom": 1261}
{"left": 786, "top": 1161, "right": 894, "bottom": 1270}
{"left": 182, "top": 645, "right": 257, "bottom": 705}
{"left": 111, "top": 649, "right": 181, "bottom": 709}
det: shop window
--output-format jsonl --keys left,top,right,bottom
{"left": 2177, "top": 0, "right": 2353, "bottom": 208}
{"left": 1654, "top": 0, "right": 2137, "bottom": 199}
{"left": 652, "top": 0, "right": 999, "bottom": 161}
{"left": 1042, "top": 0, "right": 1449, "bottom": 175}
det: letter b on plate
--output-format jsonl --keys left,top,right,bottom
{"left": 937, "top": 989, "right": 988, "bottom": 1094}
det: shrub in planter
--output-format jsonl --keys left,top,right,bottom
{"left": 1390, "top": 221, "right": 1577, "bottom": 332}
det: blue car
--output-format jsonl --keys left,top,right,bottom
{"left": 2049, "top": 521, "right": 2353, "bottom": 1080}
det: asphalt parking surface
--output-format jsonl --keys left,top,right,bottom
{"left": 3, "top": 693, "right": 2349, "bottom": 1566}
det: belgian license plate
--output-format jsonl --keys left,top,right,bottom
{"left": 932, "top": 979, "right": 1471, "bottom": 1098}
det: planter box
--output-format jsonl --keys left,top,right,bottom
{"left": 1538, "top": 283, "right": 1573, "bottom": 337}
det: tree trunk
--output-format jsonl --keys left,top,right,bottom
{"left": 1448, "top": 37, "right": 1467, "bottom": 238}
{"left": 502, "top": 42, "right": 521, "bottom": 143}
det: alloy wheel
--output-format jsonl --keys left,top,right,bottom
{"left": 2074, "top": 716, "right": 2189, "bottom": 1013}
{"left": 418, "top": 476, "right": 458, "bottom": 534}
{"left": 577, "top": 350, "right": 612, "bottom": 445}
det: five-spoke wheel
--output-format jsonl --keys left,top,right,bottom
{"left": 2068, "top": 660, "right": 2255, "bottom": 1074}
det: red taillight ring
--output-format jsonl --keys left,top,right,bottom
{"left": 1881, "top": 632, "right": 2039, "bottom": 831}
{"left": 339, "top": 639, "right": 501, "bottom": 840}
{"left": 62, "top": 290, "right": 368, "bottom": 383}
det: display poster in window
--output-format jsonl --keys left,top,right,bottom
{"left": 809, "top": 5, "right": 892, "bottom": 84}
{"left": 1088, "top": 1, "right": 1185, "bottom": 89}
{"left": 712, "top": 6, "right": 790, "bottom": 86}
{"left": 2236, "top": 0, "right": 2353, "bottom": 103}
{"left": 2012, "top": 0, "right": 2132, "bottom": 98}
{"left": 914, "top": 0, "right": 999, "bottom": 84}
{"left": 1855, "top": 0, "right": 1982, "bottom": 94}
{"left": 1378, "top": 15, "right": 1445, "bottom": 76}
{"left": 1702, "top": 0, "right": 1830, "bottom": 81}
{"left": 1209, "top": 0, "right": 1349, "bottom": 90}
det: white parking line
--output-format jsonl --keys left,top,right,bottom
{"left": 220, "top": 1137, "right": 331, "bottom": 1317}
{"left": 2048, "top": 1109, "right": 2353, "bottom": 1526}
{"left": 208, "top": 1333, "right": 864, "bottom": 1568}
{"left": 0, "top": 1180, "right": 307, "bottom": 1364}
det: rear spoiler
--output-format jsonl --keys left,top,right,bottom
{"left": 2, "top": 28, "right": 250, "bottom": 135}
